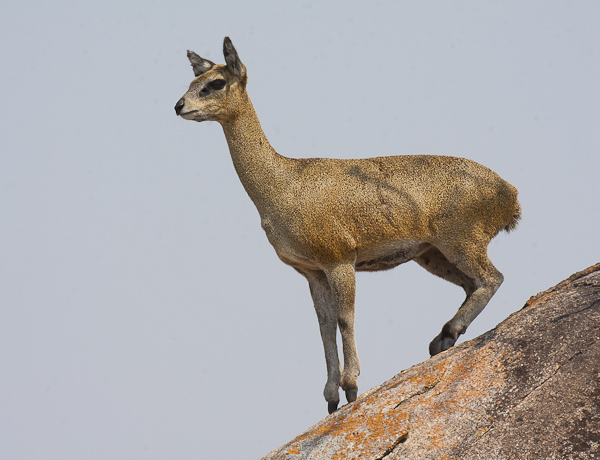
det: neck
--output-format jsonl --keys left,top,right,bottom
{"left": 220, "top": 93, "right": 292, "bottom": 213}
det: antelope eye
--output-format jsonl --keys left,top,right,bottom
{"left": 209, "top": 79, "right": 226, "bottom": 90}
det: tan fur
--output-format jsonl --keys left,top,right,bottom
{"left": 175, "top": 38, "right": 521, "bottom": 413}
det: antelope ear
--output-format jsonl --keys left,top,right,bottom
{"left": 223, "top": 37, "right": 247, "bottom": 84}
{"left": 187, "top": 51, "right": 215, "bottom": 76}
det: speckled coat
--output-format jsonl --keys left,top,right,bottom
{"left": 175, "top": 37, "right": 521, "bottom": 413}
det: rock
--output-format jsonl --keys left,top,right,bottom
{"left": 262, "top": 264, "right": 600, "bottom": 459}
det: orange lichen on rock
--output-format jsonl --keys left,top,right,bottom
{"left": 263, "top": 265, "right": 600, "bottom": 460}
{"left": 269, "top": 344, "right": 509, "bottom": 459}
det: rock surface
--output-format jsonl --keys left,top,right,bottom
{"left": 262, "top": 264, "right": 600, "bottom": 460}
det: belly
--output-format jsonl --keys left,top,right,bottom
{"left": 262, "top": 215, "right": 430, "bottom": 272}
{"left": 355, "top": 241, "right": 430, "bottom": 272}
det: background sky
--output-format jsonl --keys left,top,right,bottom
{"left": 2, "top": 1, "right": 599, "bottom": 459}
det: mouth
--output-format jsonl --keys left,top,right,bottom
{"left": 179, "top": 110, "right": 205, "bottom": 122}
{"left": 179, "top": 110, "right": 199, "bottom": 118}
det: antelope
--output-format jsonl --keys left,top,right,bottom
{"left": 175, "top": 37, "right": 521, "bottom": 414}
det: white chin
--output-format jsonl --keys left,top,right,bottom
{"left": 180, "top": 112, "right": 199, "bottom": 121}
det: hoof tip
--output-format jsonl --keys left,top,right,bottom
{"left": 345, "top": 388, "right": 358, "bottom": 403}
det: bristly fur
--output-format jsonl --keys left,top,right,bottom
{"left": 505, "top": 202, "right": 522, "bottom": 233}
{"left": 175, "top": 37, "right": 522, "bottom": 414}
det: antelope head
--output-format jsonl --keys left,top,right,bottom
{"left": 175, "top": 37, "right": 247, "bottom": 123}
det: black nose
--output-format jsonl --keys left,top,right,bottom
{"left": 174, "top": 98, "right": 185, "bottom": 115}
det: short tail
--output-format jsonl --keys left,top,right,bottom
{"left": 504, "top": 201, "right": 522, "bottom": 233}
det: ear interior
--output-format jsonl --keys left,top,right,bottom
{"left": 187, "top": 51, "right": 215, "bottom": 77}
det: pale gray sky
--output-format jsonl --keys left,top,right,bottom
{"left": 2, "top": 1, "right": 599, "bottom": 459}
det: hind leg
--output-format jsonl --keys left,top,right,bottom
{"left": 414, "top": 247, "right": 476, "bottom": 355}
{"left": 415, "top": 245, "right": 503, "bottom": 356}
{"left": 415, "top": 246, "right": 477, "bottom": 297}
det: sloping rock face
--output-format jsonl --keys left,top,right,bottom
{"left": 263, "top": 264, "right": 600, "bottom": 460}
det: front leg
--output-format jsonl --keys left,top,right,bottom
{"left": 303, "top": 269, "right": 342, "bottom": 413}
{"left": 326, "top": 264, "right": 360, "bottom": 405}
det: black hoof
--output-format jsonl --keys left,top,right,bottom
{"left": 328, "top": 401, "right": 339, "bottom": 414}
{"left": 345, "top": 388, "right": 357, "bottom": 403}
{"left": 429, "top": 339, "right": 441, "bottom": 356}
{"left": 429, "top": 334, "right": 456, "bottom": 356}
